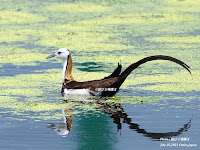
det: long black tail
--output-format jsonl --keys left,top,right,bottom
{"left": 120, "top": 55, "right": 191, "bottom": 78}
{"left": 102, "top": 55, "right": 191, "bottom": 97}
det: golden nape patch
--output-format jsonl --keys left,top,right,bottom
{"left": 65, "top": 54, "right": 74, "bottom": 83}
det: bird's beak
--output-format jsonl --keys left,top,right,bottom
{"left": 46, "top": 54, "right": 56, "bottom": 59}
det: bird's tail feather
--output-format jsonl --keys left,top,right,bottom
{"left": 120, "top": 55, "right": 191, "bottom": 78}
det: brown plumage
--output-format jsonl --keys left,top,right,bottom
{"left": 62, "top": 55, "right": 191, "bottom": 97}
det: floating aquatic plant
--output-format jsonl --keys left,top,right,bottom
{"left": 0, "top": 0, "right": 200, "bottom": 122}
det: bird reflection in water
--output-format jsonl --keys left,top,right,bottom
{"left": 47, "top": 97, "right": 192, "bottom": 140}
{"left": 97, "top": 100, "right": 192, "bottom": 140}
{"left": 47, "top": 108, "right": 72, "bottom": 136}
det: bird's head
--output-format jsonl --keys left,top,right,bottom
{"left": 46, "top": 48, "right": 70, "bottom": 61}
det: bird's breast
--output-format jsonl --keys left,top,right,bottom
{"left": 63, "top": 89, "right": 91, "bottom": 96}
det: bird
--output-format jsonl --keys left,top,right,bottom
{"left": 46, "top": 48, "right": 191, "bottom": 97}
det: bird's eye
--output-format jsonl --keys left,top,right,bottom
{"left": 58, "top": 52, "right": 61, "bottom": 54}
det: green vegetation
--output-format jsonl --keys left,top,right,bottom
{"left": 0, "top": 0, "right": 199, "bottom": 121}
{"left": 0, "top": 11, "right": 44, "bottom": 24}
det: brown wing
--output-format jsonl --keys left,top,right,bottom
{"left": 64, "top": 77, "right": 120, "bottom": 91}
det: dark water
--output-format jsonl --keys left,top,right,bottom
{"left": 0, "top": 97, "right": 199, "bottom": 150}
{"left": 0, "top": 61, "right": 199, "bottom": 150}
{"left": 1, "top": 0, "right": 200, "bottom": 149}
{"left": 0, "top": 60, "right": 200, "bottom": 150}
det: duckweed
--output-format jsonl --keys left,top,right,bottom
{"left": 0, "top": 53, "right": 49, "bottom": 65}
{"left": 165, "top": 0, "right": 200, "bottom": 13}
{"left": 47, "top": 3, "right": 111, "bottom": 13}
{"left": 0, "top": 0, "right": 199, "bottom": 122}
{"left": 79, "top": 13, "right": 194, "bottom": 25}
{"left": 0, "top": 88, "right": 44, "bottom": 96}
{"left": 148, "top": 36, "right": 200, "bottom": 43}
{"left": 0, "top": 11, "right": 44, "bottom": 24}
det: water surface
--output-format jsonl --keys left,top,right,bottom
{"left": 0, "top": 0, "right": 200, "bottom": 149}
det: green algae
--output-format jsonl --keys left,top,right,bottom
{"left": 73, "top": 54, "right": 144, "bottom": 64}
{"left": 0, "top": 67, "right": 198, "bottom": 121}
{"left": 36, "top": 29, "right": 130, "bottom": 51}
{"left": 106, "top": 95, "right": 159, "bottom": 104}
{"left": 47, "top": 3, "right": 112, "bottom": 13}
{"left": 0, "top": 95, "right": 104, "bottom": 121}
{"left": 0, "top": 0, "right": 200, "bottom": 122}
{"left": 0, "top": 53, "right": 49, "bottom": 66}
{"left": 0, "top": 96, "right": 66, "bottom": 120}
{"left": 0, "top": 73, "right": 61, "bottom": 89}
{"left": 0, "top": 11, "right": 44, "bottom": 24}
{"left": 148, "top": 36, "right": 200, "bottom": 43}
{"left": 0, "top": 30, "right": 25, "bottom": 43}
{"left": 79, "top": 13, "right": 193, "bottom": 25}
{"left": 123, "top": 71, "right": 199, "bottom": 92}
{"left": 0, "top": 46, "right": 27, "bottom": 55}
{"left": 56, "top": 24, "right": 97, "bottom": 32}
{"left": 165, "top": 0, "right": 200, "bottom": 13}
{"left": 0, "top": 29, "right": 40, "bottom": 43}
{"left": 0, "top": 88, "right": 43, "bottom": 96}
